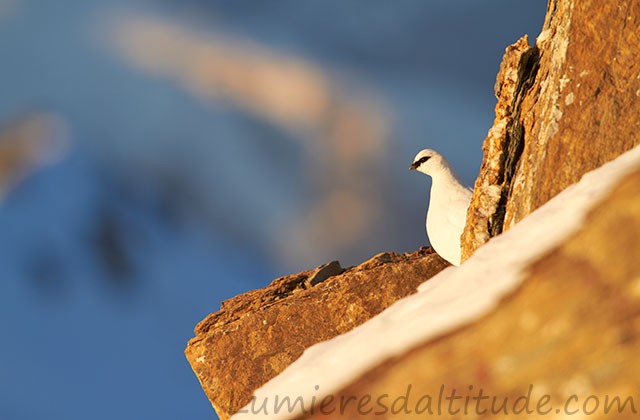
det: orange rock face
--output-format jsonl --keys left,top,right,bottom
{"left": 462, "top": 0, "right": 640, "bottom": 260}
{"left": 185, "top": 249, "right": 448, "bottom": 419}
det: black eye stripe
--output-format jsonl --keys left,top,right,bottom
{"left": 416, "top": 156, "right": 431, "bottom": 166}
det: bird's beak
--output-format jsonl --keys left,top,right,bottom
{"left": 409, "top": 162, "right": 419, "bottom": 170}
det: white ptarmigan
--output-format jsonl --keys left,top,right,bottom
{"left": 410, "top": 149, "right": 472, "bottom": 266}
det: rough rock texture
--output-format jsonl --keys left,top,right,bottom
{"left": 462, "top": 0, "right": 640, "bottom": 260}
{"left": 185, "top": 248, "right": 448, "bottom": 419}
{"left": 460, "top": 36, "right": 538, "bottom": 253}
{"left": 299, "top": 166, "right": 640, "bottom": 419}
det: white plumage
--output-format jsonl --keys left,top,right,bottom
{"left": 410, "top": 149, "right": 472, "bottom": 265}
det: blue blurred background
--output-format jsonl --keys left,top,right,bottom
{"left": 0, "top": 1, "right": 546, "bottom": 418}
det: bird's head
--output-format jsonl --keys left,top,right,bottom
{"left": 409, "top": 149, "right": 447, "bottom": 176}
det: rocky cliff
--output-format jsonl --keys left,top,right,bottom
{"left": 186, "top": 0, "right": 640, "bottom": 418}
{"left": 185, "top": 249, "right": 448, "bottom": 419}
{"left": 461, "top": 0, "right": 640, "bottom": 259}
{"left": 236, "top": 144, "right": 640, "bottom": 420}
